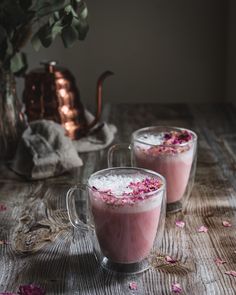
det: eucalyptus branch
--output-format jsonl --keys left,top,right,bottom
{"left": 0, "top": 0, "right": 89, "bottom": 74}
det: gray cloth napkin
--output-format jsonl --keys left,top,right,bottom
{"left": 74, "top": 110, "right": 117, "bottom": 152}
{"left": 11, "top": 111, "right": 117, "bottom": 180}
{"left": 11, "top": 120, "right": 83, "bottom": 180}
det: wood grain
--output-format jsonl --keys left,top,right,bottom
{"left": 0, "top": 103, "right": 236, "bottom": 294}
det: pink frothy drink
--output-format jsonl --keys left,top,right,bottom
{"left": 132, "top": 127, "right": 197, "bottom": 212}
{"left": 88, "top": 170, "right": 165, "bottom": 264}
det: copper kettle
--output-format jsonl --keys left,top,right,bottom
{"left": 23, "top": 61, "right": 113, "bottom": 139}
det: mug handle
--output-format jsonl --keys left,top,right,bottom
{"left": 107, "top": 143, "right": 132, "bottom": 167}
{"left": 66, "top": 185, "right": 89, "bottom": 233}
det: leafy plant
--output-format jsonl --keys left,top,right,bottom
{"left": 0, "top": 0, "right": 89, "bottom": 75}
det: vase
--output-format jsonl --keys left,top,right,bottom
{"left": 0, "top": 69, "right": 26, "bottom": 162}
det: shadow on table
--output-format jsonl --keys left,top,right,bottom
{"left": 18, "top": 247, "right": 137, "bottom": 294}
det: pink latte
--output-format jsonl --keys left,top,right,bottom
{"left": 133, "top": 130, "right": 195, "bottom": 204}
{"left": 89, "top": 174, "right": 163, "bottom": 264}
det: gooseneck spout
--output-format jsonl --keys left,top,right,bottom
{"left": 87, "top": 71, "right": 114, "bottom": 130}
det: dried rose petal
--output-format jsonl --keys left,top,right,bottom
{"left": 175, "top": 220, "right": 185, "bottom": 228}
{"left": 164, "top": 133, "right": 172, "bottom": 140}
{"left": 222, "top": 221, "right": 232, "bottom": 227}
{"left": 97, "top": 177, "right": 163, "bottom": 207}
{"left": 171, "top": 283, "right": 182, "bottom": 293}
{"left": 129, "top": 282, "right": 137, "bottom": 290}
{"left": 163, "top": 130, "right": 192, "bottom": 146}
{"left": 127, "top": 178, "right": 162, "bottom": 195}
{"left": 225, "top": 270, "right": 236, "bottom": 277}
{"left": 18, "top": 284, "right": 46, "bottom": 295}
{"left": 198, "top": 226, "right": 208, "bottom": 233}
{"left": 0, "top": 204, "right": 7, "bottom": 211}
{"left": 165, "top": 256, "right": 178, "bottom": 264}
{"left": 215, "top": 258, "right": 227, "bottom": 265}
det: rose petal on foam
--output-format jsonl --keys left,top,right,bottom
{"left": 222, "top": 221, "right": 232, "bottom": 227}
{"left": 171, "top": 283, "right": 182, "bottom": 293}
{"left": 215, "top": 258, "right": 227, "bottom": 265}
{"left": 175, "top": 220, "right": 185, "bottom": 228}
{"left": 198, "top": 226, "right": 208, "bottom": 233}
{"left": 18, "top": 284, "right": 46, "bottom": 295}
{"left": 225, "top": 270, "right": 236, "bottom": 277}
{"left": 165, "top": 256, "right": 178, "bottom": 264}
{"left": 129, "top": 282, "right": 137, "bottom": 290}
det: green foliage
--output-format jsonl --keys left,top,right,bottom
{"left": 0, "top": 0, "right": 89, "bottom": 75}
{"left": 10, "top": 52, "right": 27, "bottom": 74}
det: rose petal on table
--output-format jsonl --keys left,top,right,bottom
{"left": 0, "top": 204, "right": 7, "bottom": 211}
{"left": 198, "top": 226, "right": 208, "bottom": 233}
{"left": 171, "top": 282, "right": 182, "bottom": 293}
{"left": 222, "top": 221, "right": 232, "bottom": 227}
{"left": 18, "top": 284, "right": 46, "bottom": 295}
{"left": 225, "top": 270, "right": 236, "bottom": 277}
{"left": 215, "top": 258, "right": 227, "bottom": 265}
{"left": 129, "top": 282, "right": 137, "bottom": 290}
{"left": 165, "top": 256, "right": 178, "bottom": 264}
{"left": 175, "top": 220, "right": 185, "bottom": 228}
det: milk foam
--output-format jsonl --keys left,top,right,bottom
{"left": 137, "top": 134, "right": 164, "bottom": 145}
{"left": 89, "top": 174, "right": 148, "bottom": 196}
{"left": 89, "top": 172, "right": 164, "bottom": 213}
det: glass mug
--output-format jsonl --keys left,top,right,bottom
{"left": 108, "top": 126, "right": 197, "bottom": 213}
{"left": 66, "top": 167, "right": 166, "bottom": 274}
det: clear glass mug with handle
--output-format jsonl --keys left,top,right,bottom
{"left": 66, "top": 167, "right": 166, "bottom": 274}
{"left": 108, "top": 126, "right": 197, "bottom": 213}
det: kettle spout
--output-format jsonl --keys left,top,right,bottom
{"left": 87, "top": 71, "right": 114, "bottom": 130}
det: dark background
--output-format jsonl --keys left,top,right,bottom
{"left": 18, "top": 0, "right": 236, "bottom": 105}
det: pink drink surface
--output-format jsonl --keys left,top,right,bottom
{"left": 89, "top": 176, "right": 163, "bottom": 264}
{"left": 134, "top": 148, "right": 193, "bottom": 203}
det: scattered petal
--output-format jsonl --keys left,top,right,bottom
{"left": 18, "top": 284, "right": 46, "bottom": 295}
{"left": 0, "top": 204, "right": 7, "bottom": 211}
{"left": 165, "top": 256, "right": 178, "bottom": 264}
{"left": 129, "top": 282, "right": 137, "bottom": 290}
{"left": 171, "top": 283, "right": 182, "bottom": 293}
{"left": 222, "top": 221, "right": 232, "bottom": 227}
{"left": 198, "top": 226, "right": 208, "bottom": 233}
{"left": 215, "top": 258, "right": 227, "bottom": 265}
{"left": 225, "top": 270, "right": 236, "bottom": 277}
{"left": 175, "top": 220, "right": 185, "bottom": 228}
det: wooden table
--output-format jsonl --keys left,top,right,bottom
{"left": 0, "top": 103, "right": 236, "bottom": 295}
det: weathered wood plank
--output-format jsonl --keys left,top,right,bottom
{"left": 0, "top": 103, "right": 236, "bottom": 294}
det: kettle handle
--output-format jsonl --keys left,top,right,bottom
{"left": 87, "top": 71, "right": 114, "bottom": 130}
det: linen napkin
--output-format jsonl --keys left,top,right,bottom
{"left": 10, "top": 111, "right": 117, "bottom": 180}
{"left": 73, "top": 110, "right": 117, "bottom": 152}
{"left": 11, "top": 120, "right": 83, "bottom": 180}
